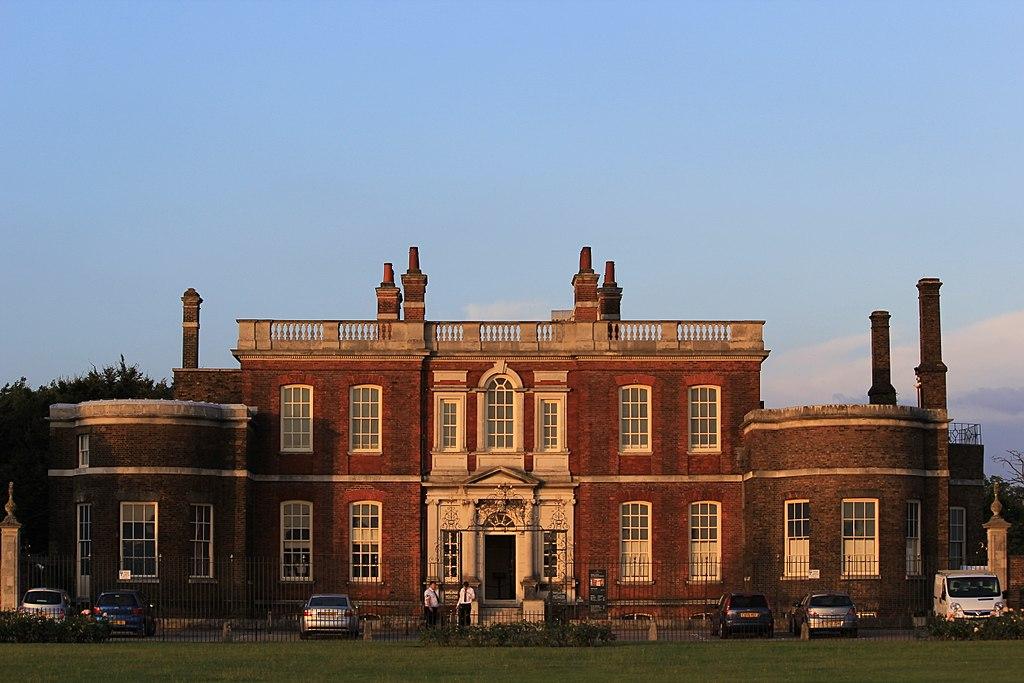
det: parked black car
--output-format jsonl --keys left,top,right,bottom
{"left": 711, "top": 593, "right": 774, "bottom": 638}
{"left": 91, "top": 590, "right": 157, "bottom": 637}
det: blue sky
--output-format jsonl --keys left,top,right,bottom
{"left": 2, "top": 1, "right": 1022, "bottom": 470}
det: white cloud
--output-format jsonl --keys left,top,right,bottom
{"left": 462, "top": 300, "right": 552, "bottom": 321}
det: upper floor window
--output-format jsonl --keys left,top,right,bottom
{"left": 689, "top": 501, "right": 721, "bottom": 581}
{"left": 351, "top": 501, "right": 381, "bottom": 581}
{"left": 785, "top": 500, "right": 810, "bottom": 578}
{"left": 120, "top": 502, "right": 158, "bottom": 578}
{"left": 906, "top": 500, "right": 922, "bottom": 576}
{"left": 485, "top": 377, "right": 515, "bottom": 450}
{"left": 688, "top": 386, "right": 720, "bottom": 452}
{"left": 434, "top": 394, "right": 465, "bottom": 452}
{"left": 78, "top": 434, "right": 90, "bottom": 468}
{"left": 190, "top": 504, "right": 213, "bottom": 579}
{"left": 281, "top": 501, "right": 312, "bottom": 580}
{"left": 842, "top": 499, "right": 878, "bottom": 577}
{"left": 281, "top": 385, "right": 312, "bottom": 452}
{"left": 350, "top": 386, "right": 382, "bottom": 452}
{"left": 620, "top": 501, "right": 651, "bottom": 581}
{"left": 949, "top": 506, "right": 966, "bottom": 570}
{"left": 619, "top": 386, "right": 651, "bottom": 452}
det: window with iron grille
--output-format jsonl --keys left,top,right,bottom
{"left": 121, "top": 502, "right": 157, "bottom": 578}
{"left": 281, "top": 385, "right": 312, "bottom": 452}
{"left": 441, "top": 530, "right": 460, "bottom": 580}
{"left": 619, "top": 386, "right": 650, "bottom": 451}
{"left": 688, "top": 386, "right": 720, "bottom": 452}
{"left": 906, "top": 500, "right": 922, "bottom": 576}
{"left": 690, "top": 501, "right": 720, "bottom": 581}
{"left": 190, "top": 504, "right": 213, "bottom": 578}
{"left": 620, "top": 502, "right": 651, "bottom": 581}
{"left": 350, "top": 386, "right": 381, "bottom": 451}
{"left": 785, "top": 500, "right": 810, "bottom": 577}
{"left": 281, "top": 501, "right": 312, "bottom": 580}
{"left": 842, "top": 499, "right": 878, "bottom": 576}
{"left": 351, "top": 502, "right": 381, "bottom": 581}
{"left": 543, "top": 531, "right": 563, "bottom": 579}
{"left": 949, "top": 506, "right": 966, "bottom": 570}
{"left": 486, "top": 377, "right": 515, "bottom": 450}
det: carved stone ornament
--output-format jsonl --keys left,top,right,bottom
{"left": 991, "top": 480, "right": 1003, "bottom": 518}
{"left": 477, "top": 484, "right": 526, "bottom": 526}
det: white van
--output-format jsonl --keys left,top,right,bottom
{"left": 933, "top": 570, "right": 1004, "bottom": 618}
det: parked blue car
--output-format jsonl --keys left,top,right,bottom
{"left": 92, "top": 590, "right": 157, "bottom": 637}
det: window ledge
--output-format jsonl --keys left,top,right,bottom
{"left": 119, "top": 577, "right": 159, "bottom": 584}
{"left": 349, "top": 580, "right": 385, "bottom": 586}
{"left": 618, "top": 451, "right": 652, "bottom": 457}
{"left": 687, "top": 579, "right": 722, "bottom": 586}
{"left": 349, "top": 450, "right": 383, "bottom": 456}
{"left": 188, "top": 577, "right": 217, "bottom": 584}
{"left": 840, "top": 575, "right": 881, "bottom": 581}
{"left": 687, "top": 449, "right": 722, "bottom": 456}
{"left": 280, "top": 577, "right": 314, "bottom": 583}
{"left": 280, "top": 450, "right": 314, "bottom": 456}
{"left": 780, "top": 576, "right": 813, "bottom": 581}
{"left": 616, "top": 580, "right": 655, "bottom": 586}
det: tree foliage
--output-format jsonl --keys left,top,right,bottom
{"left": 0, "top": 357, "right": 172, "bottom": 550}
{"left": 984, "top": 470, "right": 1024, "bottom": 556}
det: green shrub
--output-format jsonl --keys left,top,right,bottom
{"left": 419, "top": 621, "right": 615, "bottom": 647}
{"left": 928, "top": 610, "right": 1024, "bottom": 640}
{"left": 0, "top": 610, "right": 111, "bottom": 643}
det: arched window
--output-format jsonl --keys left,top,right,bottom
{"left": 689, "top": 501, "right": 720, "bottom": 581}
{"left": 350, "top": 501, "right": 381, "bottom": 581}
{"left": 281, "top": 385, "right": 313, "bottom": 452}
{"left": 281, "top": 501, "right": 312, "bottom": 580}
{"left": 619, "top": 386, "right": 651, "bottom": 452}
{"left": 620, "top": 501, "right": 651, "bottom": 581}
{"left": 486, "top": 377, "right": 516, "bottom": 450}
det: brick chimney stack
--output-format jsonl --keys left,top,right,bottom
{"left": 597, "top": 260, "right": 623, "bottom": 320}
{"left": 868, "top": 310, "right": 897, "bottom": 405}
{"left": 401, "top": 246, "right": 428, "bottom": 321}
{"left": 571, "top": 246, "right": 600, "bottom": 322}
{"left": 376, "top": 262, "right": 402, "bottom": 321}
{"left": 915, "top": 278, "right": 947, "bottom": 410}
{"left": 181, "top": 288, "right": 202, "bottom": 369}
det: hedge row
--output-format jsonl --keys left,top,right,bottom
{"left": 0, "top": 611, "right": 111, "bottom": 643}
{"left": 419, "top": 621, "right": 615, "bottom": 647}
{"left": 928, "top": 611, "right": 1024, "bottom": 640}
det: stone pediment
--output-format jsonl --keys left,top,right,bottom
{"left": 462, "top": 466, "right": 540, "bottom": 488}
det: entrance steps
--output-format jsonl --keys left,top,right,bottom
{"left": 478, "top": 606, "right": 523, "bottom": 624}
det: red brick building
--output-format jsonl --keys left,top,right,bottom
{"left": 48, "top": 247, "right": 986, "bottom": 619}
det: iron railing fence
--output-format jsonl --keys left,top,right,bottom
{"left": 949, "top": 423, "right": 982, "bottom": 445}
{"left": 15, "top": 554, "right": 947, "bottom": 642}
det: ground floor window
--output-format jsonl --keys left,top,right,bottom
{"left": 689, "top": 501, "right": 720, "bottom": 581}
{"left": 785, "top": 500, "right": 810, "bottom": 577}
{"left": 906, "top": 500, "right": 922, "bottom": 576}
{"left": 190, "top": 504, "right": 213, "bottom": 578}
{"left": 281, "top": 501, "right": 312, "bottom": 580}
{"left": 842, "top": 499, "right": 878, "bottom": 576}
{"left": 120, "top": 502, "right": 157, "bottom": 578}
{"left": 441, "top": 530, "right": 460, "bottom": 581}
{"left": 620, "top": 502, "right": 651, "bottom": 581}
{"left": 351, "top": 501, "right": 381, "bottom": 581}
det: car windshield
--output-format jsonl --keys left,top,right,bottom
{"left": 309, "top": 596, "right": 349, "bottom": 608}
{"left": 809, "top": 595, "right": 853, "bottom": 608}
{"left": 24, "top": 591, "right": 62, "bottom": 605}
{"left": 729, "top": 595, "right": 768, "bottom": 609}
{"left": 948, "top": 577, "right": 1000, "bottom": 598}
{"left": 97, "top": 593, "right": 140, "bottom": 607}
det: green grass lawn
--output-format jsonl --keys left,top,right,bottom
{"left": 4, "top": 641, "right": 1023, "bottom": 681}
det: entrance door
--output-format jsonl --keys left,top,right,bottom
{"left": 485, "top": 535, "right": 516, "bottom": 601}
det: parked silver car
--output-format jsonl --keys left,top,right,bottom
{"left": 20, "top": 588, "right": 72, "bottom": 620}
{"left": 299, "top": 594, "right": 360, "bottom": 639}
{"left": 789, "top": 592, "right": 858, "bottom": 638}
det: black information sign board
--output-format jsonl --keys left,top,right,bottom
{"left": 588, "top": 568, "right": 607, "bottom": 612}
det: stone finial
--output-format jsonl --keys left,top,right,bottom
{"left": 991, "top": 480, "right": 1003, "bottom": 518}
{"left": 2, "top": 482, "right": 15, "bottom": 524}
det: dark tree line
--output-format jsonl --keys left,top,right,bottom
{"left": 0, "top": 357, "right": 172, "bottom": 550}
{"left": 988, "top": 450, "right": 1024, "bottom": 556}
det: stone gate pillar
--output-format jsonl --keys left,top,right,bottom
{"left": 985, "top": 482, "right": 1011, "bottom": 595}
{"left": 1, "top": 483, "right": 22, "bottom": 611}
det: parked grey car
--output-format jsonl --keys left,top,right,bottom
{"left": 20, "top": 588, "right": 72, "bottom": 620}
{"left": 789, "top": 592, "right": 858, "bottom": 638}
{"left": 299, "top": 594, "right": 360, "bottom": 639}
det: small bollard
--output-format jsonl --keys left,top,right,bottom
{"left": 221, "top": 620, "right": 233, "bottom": 642}
{"left": 647, "top": 619, "right": 658, "bottom": 642}
{"left": 362, "top": 620, "right": 373, "bottom": 641}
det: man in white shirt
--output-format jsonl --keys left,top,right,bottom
{"left": 457, "top": 580, "right": 476, "bottom": 627}
{"left": 423, "top": 580, "right": 440, "bottom": 627}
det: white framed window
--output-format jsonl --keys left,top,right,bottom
{"left": 906, "top": 500, "right": 922, "bottom": 576}
{"left": 434, "top": 394, "right": 466, "bottom": 452}
{"left": 78, "top": 434, "right": 90, "bottom": 468}
{"left": 351, "top": 501, "right": 381, "bottom": 581}
{"left": 281, "top": 385, "right": 312, "bottom": 452}
{"left": 281, "top": 501, "right": 312, "bottom": 581}
{"left": 688, "top": 386, "right": 720, "bottom": 452}
{"left": 534, "top": 393, "right": 567, "bottom": 453}
{"left": 689, "top": 501, "right": 721, "bottom": 581}
{"left": 785, "top": 500, "right": 810, "bottom": 578}
{"left": 120, "top": 502, "right": 158, "bottom": 578}
{"left": 619, "top": 385, "right": 651, "bottom": 452}
{"left": 350, "top": 386, "right": 382, "bottom": 452}
{"left": 949, "top": 506, "right": 966, "bottom": 570}
{"left": 190, "top": 504, "right": 214, "bottom": 578}
{"left": 76, "top": 503, "right": 92, "bottom": 592}
{"left": 441, "top": 530, "right": 461, "bottom": 581}
{"left": 485, "top": 377, "right": 516, "bottom": 450}
{"left": 543, "top": 531, "right": 564, "bottom": 580}
{"left": 842, "top": 499, "right": 878, "bottom": 577}
{"left": 620, "top": 501, "right": 651, "bottom": 581}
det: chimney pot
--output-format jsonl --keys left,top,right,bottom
{"left": 868, "top": 310, "right": 897, "bottom": 405}
{"left": 408, "top": 246, "right": 420, "bottom": 273}
{"left": 604, "top": 260, "right": 616, "bottom": 285}
{"left": 382, "top": 262, "right": 395, "bottom": 285}
{"left": 401, "top": 246, "right": 427, "bottom": 320}
{"left": 579, "top": 246, "right": 593, "bottom": 273}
